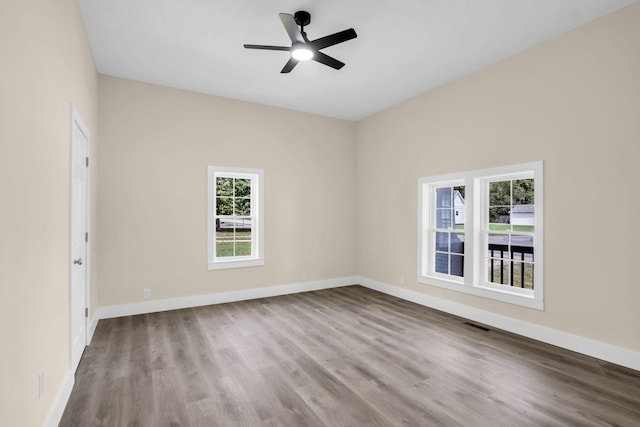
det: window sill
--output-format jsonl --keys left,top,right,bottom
{"left": 418, "top": 275, "right": 543, "bottom": 311}
{"left": 208, "top": 258, "right": 264, "bottom": 270}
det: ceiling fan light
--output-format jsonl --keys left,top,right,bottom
{"left": 291, "top": 46, "right": 313, "bottom": 61}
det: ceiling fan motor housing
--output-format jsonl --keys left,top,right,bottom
{"left": 294, "top": 11, "right": 311, "bottom": 27}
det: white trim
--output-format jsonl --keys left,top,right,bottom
{"left": 207, "top": 166, "right": 265, "bottom": 270}
{"left": 61, "top": 272, "right": 636, "bottom": 427}
{"left": 476, "top": 162, "right": 544, "bottom": 303}
{"left": 421, "top": 179, "right": 466, "bottom": 284}
{"left": 208, "top": 257, "right": 265, "bottom": 270}
{"left": 43, "top": 371, "right": 74, "bottom": 427}
{"left": 69, "top": 104, "right": 90, "bottom": 374}
{"left": 88, "top": 311, "right": 99, "bottom": 344}
{"left": 93, "top": 277, "right": 358, "bottom": 321}
{"left": 88, "top": 275, "right": 640, "bottom": 372}
{"left": 418, "top": 161, "right": 543, "bottom": 310}
{"left": 416, "top": 276, "right": 544, "bottom": 310}
{"left": 356, "top": 276, "right": 640, "bottom": 372}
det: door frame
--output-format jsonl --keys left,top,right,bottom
{"left": 69, "top": 104, "right": 90, "bottom": 372}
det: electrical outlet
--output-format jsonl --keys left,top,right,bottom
{"left": 400, "top": 275, "right": 406, "bottom": 285}
{"left": 38, "top": 370, "right": 45, "bottom": 399}
{"left": 143, "top": 288, "right": 151, "bottom": 299}
{"left": 301, "top": 273, "right": 308, "bottom": 282}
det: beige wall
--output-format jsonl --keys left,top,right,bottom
{"left": 0, "top": 0, "right": 98, "bottom": 425}
{"left": 97, "top": 76, "right": 356, "bottom": 306}
{"left": 1, "top": 1, "right": 638, "bottom": 424}
{"left": 356, "top": 3, "right": 640, "bottom": 352}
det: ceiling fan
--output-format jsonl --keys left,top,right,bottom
{"left": 243, "top": 11, "right": 357, "bottom": 73}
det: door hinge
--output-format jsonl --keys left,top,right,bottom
{"left": 85, "top": 232, "right": 88, "bottom": 243}
{"left": 85, "top": 307, "right": 89, "bottom": 318}
{"left": 86, "top": 157, "right": 89, "bottom": 167}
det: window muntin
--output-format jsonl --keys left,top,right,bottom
{"left": 418, "top": 162, "right": 543, "bottom": 310}
{"left": 208, "top": 167, "right": 264, "bottom": 270}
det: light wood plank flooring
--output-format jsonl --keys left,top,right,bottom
{"left": 60, "top": 285, "right": 640, "bottom": 426}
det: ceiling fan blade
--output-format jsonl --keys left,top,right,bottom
{"left": 280, "top": 57, "right": 299, "bottom": 73}
{"left": 312, "top": 51, "right": 345, "bottom": 70}
{"left": 310, "top": 28, "right": 357, "bottom": 50}
{"left": 244, "top": 44, "right": 290, "bottom": 51}
{"left": 279, "top": 13, "right": 304, "bottom": 44}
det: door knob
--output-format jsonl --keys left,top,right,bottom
{"left": 73, "top": 258, "right": 83, "bottom": 265}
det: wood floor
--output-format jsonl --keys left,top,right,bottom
{"left": 59, "top": 285, "right": 640, "bottom": 426}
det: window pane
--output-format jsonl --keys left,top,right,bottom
{"left": 511, "top": 205, "right": 535, "bottom": 232}
{"left": 218, "top": 219, "right": 234, "bottom": 230}
{"left": 454, "top": 210, "right": 464, "bottom": 229}
{"left": 216, "top": 177, "right": 233, "bottom": 197}
{"left": 435, "top": 252, "right": 449, "bottom": 274}
{"left": 450, "top": 255, "right": 464, "bottom": 277}
{"left": 216, "top": 198, "right": 233, "bottom": 215}
{"left": 487, "top": 234, "right": 508, "bottom": 258}
{"left": 512, "top": 262, "right": 534, "bottom": 289}
{"left": 487, "top": 257, "right": 510, "bottom": 285}
{"left": 235, "top": 225, "right": 252, "bottom": 256}
{"left": 453, "top": 185, "right": 465, "bottom": 230}
{"left": 436, "top": 209, "right": 452, "bottom": 229}
{"left": 235, "top": 198, "right": 251, "bottom": 216}
{"left": 511, "top": 235, "right": 534, "bottom": 259}
{"left": 436, "top": 187, "right": 452, "bottom": 208}
{"left": 435, "top": 232, "right": 449, "bottom": 251}
{"left": 216, "top": 230, "right": 234, "bottom": 257}
{"left": 489, "top": 181, "right": 511, "bottom": 206}
{"left": 235, "top": 178, "right": 251, "bottom": 197}
{"left": 216, "top": 227, "right": 253, "bottom": 258}
{"left": 451, "top": 233, "right": 464, "bottom": 254}
{"left": 235, "top": 217, "right": 252, "bottom": 230}
{"left": 488, "top": 207, "right": 510, "bottom": 229}
{"left": 513, "top": 179, "right": 534, "bottom": 205}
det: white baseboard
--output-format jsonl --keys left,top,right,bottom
{"left": 88, "top": 311, "right": 99, "bottom": 345}
{"left": 92, "top": 276, "right": 358, "bottom": 327}
{"left": 62, "top": 273, "right": 636, "bottom": 427}
{"left": 356, "top": 276, "right": 640, "bottom": 372}
{"left": 43, "top": 371, "right": 74, "bottom": 427}
{"left": 87, "top": 274, "right": 640, "bottom": 372}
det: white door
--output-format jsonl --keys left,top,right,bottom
{"left": 70, "top": 107, "right": 89, "bottom": 372}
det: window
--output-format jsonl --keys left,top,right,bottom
{"left": 484, "top": 175, "right": 535, "bottom": 290}
{"left": 424, "top": 183, "right": 466, "bottom": 280}
{"left": 208, "top": 166, "right": 264, "bottom": 270}
{"left": 419, "top": 162, "right": 543, "bottom": 309}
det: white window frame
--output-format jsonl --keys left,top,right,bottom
{"left": 207, "top": 166, "right": 264, "bottom": 270}
{"left": 418, "top": 161, "right": 543, "bottom": 310}
{"left": 420, "top": 179, "right": 467, "bottom": 285}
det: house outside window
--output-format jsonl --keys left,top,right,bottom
{"left": 418, "top": 161, "right": 543, "bottom": 310}
{"left": 207, "top": 166, "right": 264, "bottom": 270}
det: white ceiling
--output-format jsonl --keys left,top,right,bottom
{"left": 77, "top": 0, "right": 635, "bottom": 121}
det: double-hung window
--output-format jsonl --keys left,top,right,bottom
{"left": 482, "top": 173, "right": 536, "bottom": 292}
{"left": 207, "top": 166, "right": 264, "bottom": 270}
{"left": 419, "top": 161, "right": 543, "bottom": 309}
{"left": 425, "top": 182, "right": 466, "bottom": 281}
